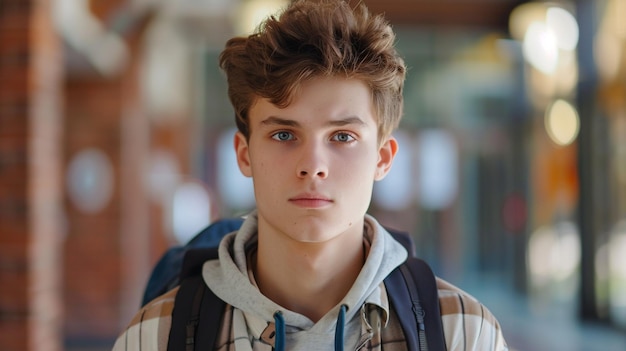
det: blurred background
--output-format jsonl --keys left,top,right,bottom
{"left": 1, "top": 0, "right": 626, "bottom": 350}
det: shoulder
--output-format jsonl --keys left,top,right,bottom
{"left": 436, "top": 277, "right": 490, "bottom": 318}
{"left": 436, "top": 278, "right": 509, "bottom": 351}
{"left": 112, "top": 287, "right": 179, "bottom": 351}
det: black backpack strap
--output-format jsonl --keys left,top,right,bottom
{"left": 386, "top": 257, "right": 446, "bottom": 351}
{"left": 168, "top": 248, "right": 226, "bottom": 351}
{"left": 195, "top": 280, "right": 227, "bottom": 350}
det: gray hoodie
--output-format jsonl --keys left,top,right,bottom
{"left": 202, "top": 211, "right": 408, "bottom": 350}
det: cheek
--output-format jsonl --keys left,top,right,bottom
{"left": 335, "top": 156, "right": 378, "bottom": 186}
{"left": 250, "top": 156, "right": 287, "bottom": 188}
{"left": 248, "top": 146, "right": 277, "bottom": 172}
{"left": 345, "top": 148, "right": 380, "bottom": 173}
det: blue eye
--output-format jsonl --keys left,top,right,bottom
{"left": 332, "top": 132, "right": 355, "bottom": 142}
{"left": 272, "top": 131, "right": 294, "bottom": 141}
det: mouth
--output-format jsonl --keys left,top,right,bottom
{"left": 288, "top": 194, "right": 333, "bottom": 208}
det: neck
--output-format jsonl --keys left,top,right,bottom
{"left": 254, "top": 221, "right": 365, "bottom": 322}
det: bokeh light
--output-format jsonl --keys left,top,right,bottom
{"left": 172, "top": 182, "right": 211, "bottom": 244}
{"left": 512, "top": 4, "right": 578, "bottom": 76}
{"left": 546, "top": 7, "right": 579, "bottom": 51}
{"left": 544, "top": 99, "right": 580, "bottom": 146}
{"left": 609, "top": 220, "right": 626, "bottom": 327}
{"left": 66, "top": 148, "right": 114, "bottom": 214}
{"left": 236, "top": 0, "right": 290, "bottom": 34}
{"left": 523, "top": 21, "right": 559, "bottom": 74}
{"left": 415, "top": 129, "right": 458, "bottom": 210}
{"left": 528, "top": 222, "right": 581, "bottom": 286}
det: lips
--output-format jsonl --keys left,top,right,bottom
{"left": 288, "top": 193, "right": 333, "bottom": 208}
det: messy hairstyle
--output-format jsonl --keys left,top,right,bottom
{"left": 219, "top": 0, "right": 406, "bottom": 140}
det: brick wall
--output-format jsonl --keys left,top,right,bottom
{"left": 0, "top": 0, "right": 64, "bottom": 350}
{"left": 61, "top": 5, "right": 169, "bottom": 345}
{"left": 63, "top": 75, "right": 125, "bottom": 342}
{"left": 1, "top": 1, "right": 189, "bottom": 348}
{"left": 0, "top": 0, "right": 30, "bottom": 337}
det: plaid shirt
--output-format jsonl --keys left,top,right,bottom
{"left": 112, "top": 277, "right": 508, "bottom": 350}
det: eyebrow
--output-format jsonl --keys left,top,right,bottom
{"left": 259, "top": 116, "right": 367, "bottom": 128}
{"left": 260, "top": 116, "right": 300, "bottom": 127}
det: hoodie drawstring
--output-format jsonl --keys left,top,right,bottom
{"left": 273, "top": 311, "right": 285, "bottom": 351}
{"left": 272, "top": 305, "right": 347, "bottom": 351}
{"left": 334, "top": 304, "right": 347, "bottom": 351}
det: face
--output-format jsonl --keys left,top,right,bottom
{"left": 235, "top": 76, "right": 398, "bottom": 243}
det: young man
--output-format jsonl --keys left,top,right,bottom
{"left": 113, "top": 0, "right": 508, "bottom": 350}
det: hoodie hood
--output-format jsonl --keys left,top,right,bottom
{"left": 202, "top": 210, "right": 408, "bottom": 350}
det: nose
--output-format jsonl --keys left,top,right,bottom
{"left": 298, "top": 168, "right": 327, "bottom": 178}
{"left": 296, "top": 141, "right": 328, "bottom": 179}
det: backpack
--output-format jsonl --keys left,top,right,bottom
{"left": 142, "top": 218, "right": 446, "bottom": 351}
{"left": 141, "top": 218, "right": 244, "bottom": 306}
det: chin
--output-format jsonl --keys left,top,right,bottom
{"left": 291, "top": 218, "right": 358, "bottom": 242}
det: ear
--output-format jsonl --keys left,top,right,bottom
{"left": 375, "top": 136, "right": 398, "bottom": 181}
{"left": 234, "top": 131, "right": 253, "bottom": 178}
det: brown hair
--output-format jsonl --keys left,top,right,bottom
{"left": 219, "top": 0, "right": 406, "bottom": 140}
